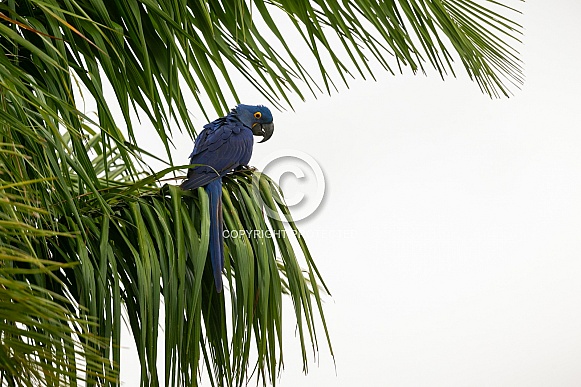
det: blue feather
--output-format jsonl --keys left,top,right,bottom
{"left": 206, "top": 179, "right": 224, "bottom": 292}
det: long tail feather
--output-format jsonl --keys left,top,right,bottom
{"left": 206, "top": 179, "right": 224, "bottom": 292}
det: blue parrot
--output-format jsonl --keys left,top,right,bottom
{"left": 181, "top": 104, "right": 274, "bottom": 292}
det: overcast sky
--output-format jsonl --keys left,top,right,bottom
{"left": 119, "top": 2, "right": 581, "bottom": 386}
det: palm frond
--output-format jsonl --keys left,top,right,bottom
{"left": 2, "top": 0, "right": 522, "bottom": 146}
{"left": 0, "top": 260, "right": 113, "bottom": 387}
{"left": 0, "top": 180, "right": 115, "bottom": 386}
{"left": 1, "top": 125, "right": 330, "bottom": 385}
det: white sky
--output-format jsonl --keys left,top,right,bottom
{"left": 119, "top": 2, "right": 581, "bottom": 386}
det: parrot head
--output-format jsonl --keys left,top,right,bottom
{"left": 235, "top": 104, "right": 274, "bottom": 143}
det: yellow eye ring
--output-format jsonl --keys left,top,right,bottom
{"left": 254, "top": 112, "right": 262, "bottom": 119}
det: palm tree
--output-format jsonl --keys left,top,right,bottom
{"left": 0, "top": 0, "right": 522, "bottom": 386}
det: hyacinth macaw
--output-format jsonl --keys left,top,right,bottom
{"left": 181, "top": 104, "right": 274, "bottom": 292}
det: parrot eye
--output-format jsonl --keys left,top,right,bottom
{"left": 254, "top": 112, "right": 262, "bottom": 119}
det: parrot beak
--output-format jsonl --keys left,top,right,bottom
{"left": 253, "top": 122, "right": 274, "bottom": 143}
